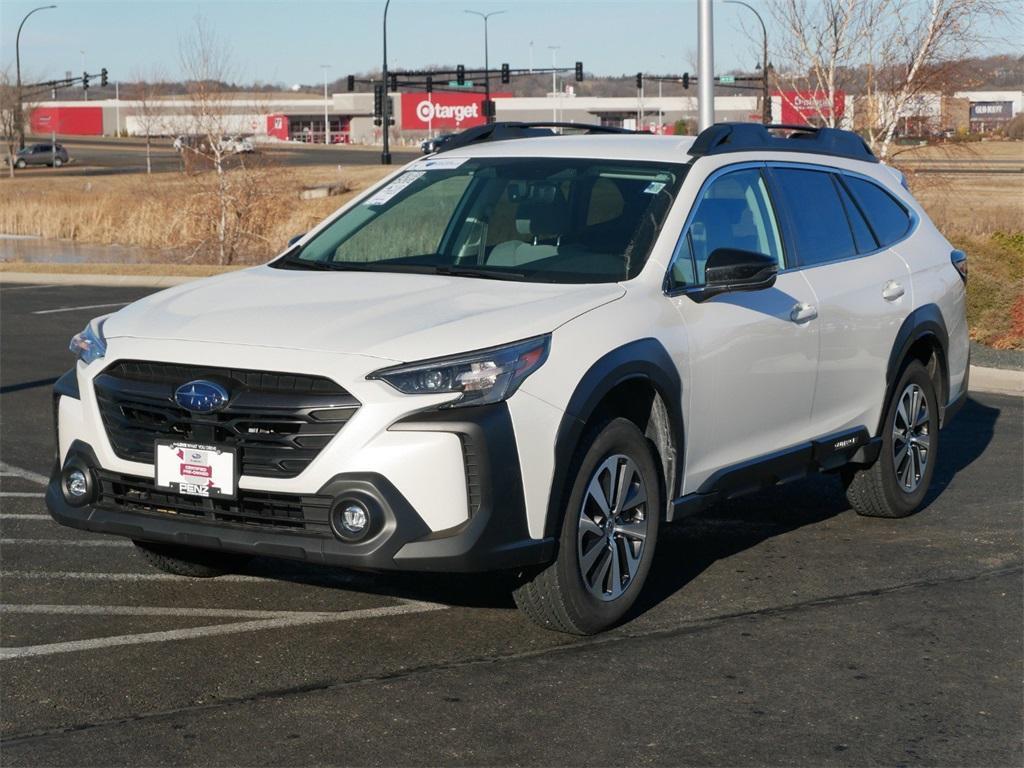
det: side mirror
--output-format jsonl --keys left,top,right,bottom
{"left": 287, "top": 233, "right": 306, "bottom": 248}
{"left": 692, "top": 248, "right": 778, "bottom": 303}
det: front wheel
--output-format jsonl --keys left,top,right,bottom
{"left": 842, "top": 360, "right": 939, "bottom": 518}
{"left": 513, "top": 418, "right": 661, "bottom": 634}
{"left": 15, "top": 159, "right": 26, "bottom": 169}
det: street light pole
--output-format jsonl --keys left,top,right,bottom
{"left": 465, "top": 9, "right": 506, "bottom": 125}
{"left": 321, "top": 64, "right": 331, "bottom": 144}
{"left": 80, "top": 49, "right": 87, "bottom": 101}
{"left": 697, "top": 0, "right": 714, "bottom": 130}
{"left": 548, "top": 45, "right": 559, "bottom": 123}
{"left": 381, "top": 0, "right": 392, "bottom": 165}
{"left": 725, "top": 0, "right": 771, "bottom": 124}
{"left": 15, "top": 4, "right": 57, "bottom": 149}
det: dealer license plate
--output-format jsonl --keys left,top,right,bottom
{"left": 154, "top": 440, "right": 237, "bottom": 499}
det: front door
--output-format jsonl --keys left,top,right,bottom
{"left": 669, "top": 165, "right": 821, "bottom": 492}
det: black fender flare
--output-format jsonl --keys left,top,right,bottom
{"left": 543, "top": 338, "right": 683, "bottom": 539}
{"left": 882, "top": 303, "right": 949, "bottom": 432}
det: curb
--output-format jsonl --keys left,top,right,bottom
{"left": 2, "top": 271, "right": 1022, "bottom": 397}
{"left": 0, "top": 271, "right": 214, "bottom": 288}
{"left": 969, "top": 365, "right": 1023, "bottom": 397}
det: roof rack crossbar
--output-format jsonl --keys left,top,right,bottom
{"left": 435, "top": 121, "right": 646, "bottom": 154}
{"left": 688, "top": 122, "right": 877, "bottom": 163}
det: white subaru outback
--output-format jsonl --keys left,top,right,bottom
{"left": 49, "top": 122, "right": 969, "bottom": 634}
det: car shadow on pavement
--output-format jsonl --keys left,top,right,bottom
{"left": 238, "top": 397, "right": 1000, "bottom": 617}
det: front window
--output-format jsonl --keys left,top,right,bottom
{"left": 277, "top": 157, "right": 687, "bottom": 284}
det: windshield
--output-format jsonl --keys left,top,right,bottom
{"left": 276, "top": 156, "right": 687, "bottom": 283}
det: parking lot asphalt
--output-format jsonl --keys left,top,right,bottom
{"left": 1, "top": 283, "right": 1022, "bottom": 766}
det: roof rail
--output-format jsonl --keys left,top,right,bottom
{"left": 435, "top": 122, "right": 645, "bottom": 154}
{"left": 688, "top": 122, "right": 877, "bottom": 163}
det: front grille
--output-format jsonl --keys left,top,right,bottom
{"left": 96, "top": 471, "right": 333, "bottom": 534}
{"left": 94, "top": 360, "right": 360, "bottom": 479}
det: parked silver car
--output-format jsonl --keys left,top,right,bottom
{"left": 8, "top": 143, "right": 70, "bottom": 169}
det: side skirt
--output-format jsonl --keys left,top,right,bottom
{"left": 669, "top": 427, "right": 881, "bottom": 522}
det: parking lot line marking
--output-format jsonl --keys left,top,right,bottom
{"left": 0, "top": 538, "right": 132, "bottom": 547}
{"left": 0, "top": 462, "right": 49, "bottom": 486}
{"left": 0, "top": 602, "right": 446, "bottom": 660}
{"left": 32, "top": 302, "right": 128, "bottom": 315}
{"left": 0, "top": 514, "right": 51, "bottom": 519}
{"left": 0, "top": 492, "right": 45, "bottom": 498}
{"left": 0, "top": 283, "right": 58, "bottom": 291}
{"left": 1, "top": 570, "right": 265, "bottom": 582}
{"left": 0, "top": 604, "right": 341, "bottom": 620}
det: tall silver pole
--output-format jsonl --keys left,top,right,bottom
{"left": 698, "top": 0, "right": 714, "bottom": 130}
{"left": 15, "top": 5, "right": 58, "bottom": 149}
{"left": 321, "top": 64, "right": 331, "bottom": 144}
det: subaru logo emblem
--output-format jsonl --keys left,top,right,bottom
{"left": 174, "top": 380, "right": 229, "bottom": 413}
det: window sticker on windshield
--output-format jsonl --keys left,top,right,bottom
{"left": 643, "top": 181, "right": 667, "bottom": 195}
{"left": 413, "top": 156, "right": 469, "bottom": 171}
{"left": 364, "top": 171, "right": 427, "bottom": 206}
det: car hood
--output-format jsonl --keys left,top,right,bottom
{"left": 103, "top": 265, "right": 625, "bottom": 361}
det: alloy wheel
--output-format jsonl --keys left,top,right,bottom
{"left": 892, "top": 382, "right": 930, "bottom": 493}
{"left": 577, "top": 454, "right": 649, "bottom": 601}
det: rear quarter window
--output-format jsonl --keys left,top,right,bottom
{"left": 843, "top": 176, "right": 912, "bottom": 246}
{"left": 770, "top": 168, "right": 856, "bottom": 267}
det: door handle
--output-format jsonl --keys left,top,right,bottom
{"left": 790, "top": 303, "right": 818, "bottom": 323}
{"left": 882, "top": 280, "right": 905, "bottom": 301}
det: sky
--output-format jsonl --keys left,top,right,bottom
{"left": 2, "top": 0, "right": 779, "bottom": 87}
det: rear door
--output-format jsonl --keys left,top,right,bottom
{"left": 766, "top": 165, "right": 913, "bottom": 436}
{"left": 669, "top": 165, "right": 821, "bottom": 491}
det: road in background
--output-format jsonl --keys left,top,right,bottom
{"left": 4, "top": 136, "right": 418, "bottom": 177}
{"left": 1, "top": 283, "right": 1021, "bottom": 766}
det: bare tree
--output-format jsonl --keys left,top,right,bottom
{"left": 766, "top": 0, "right": 879, "bottom": 128}
{"left": 127, "top": 69, "right": 169, "bottom": 175}
{"left": 862, "top": 0, "right": 1011, "bottom": 159}
{"left": 767, "top": 0, "right": 1012, "bottom": 158}
{"left": 0, "top": 67, "right": 40, "bottom": 178}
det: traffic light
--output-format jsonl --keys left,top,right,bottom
{"left": 389, "top": 72, "right": 398, "bottom": 91}
{"left": 575, "top": 61, "right": 583, "bottom": 82}
{"left": 425, "top": 74, "right": 433, "bottom": 93}
{"left": 500, "top": 63, "right": 510, "bottom": 84}
{"left": 456, "top": 64, "right": 465, "bottom": 85}
{"left": 635, "top": 72, "right": 643, "bottom": 90}
{"left": 82, "top": 72, "right": 89, "bottom": 90}
{"left": 373, "top": 84, "right": 384, "bottom": 124}
{"left": 683, "top": 72, "right": 690, "bottom": 90}
{"left": 100, "top": 68, "right": 108, "bottom": 87}
{"left": 346, "top": 75, "right": 355, "bottom": 91}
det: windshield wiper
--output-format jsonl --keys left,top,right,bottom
{"left": 432, "top": 265, "right": 525, "bottom": 281}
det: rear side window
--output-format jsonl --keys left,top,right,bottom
{"left": 844, "top": 176, "right": 912, "bottom": 246}
{"left": 834, "top": 177, "right": 878, "bottom": 254}
{"left": 771, "top": 168, "right": 856, "bottom": 267}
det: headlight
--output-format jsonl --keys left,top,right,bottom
{"left": 69, "top": 319, "right": 107, "bottom": 365}
{"left": 369, "top": 335, "right": 550, "bottom": 408}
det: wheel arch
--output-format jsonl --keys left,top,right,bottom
{"left": 543, "top": 338, "right": 683, "bottom": 539}
{"left": 884, "top": 303, "right": 950, "bottom": 433}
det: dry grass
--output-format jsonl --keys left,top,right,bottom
{"left": 0, "top": 165, "right": 392, "bottom": 263}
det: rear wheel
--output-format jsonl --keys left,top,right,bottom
{"left": 53, "top": 158, "right": 63, "bottom": 168}
{"left": 843, "top": 360, "right": 939, "bottom": 518}
{"left": 513, "top": 418, "right": 661, "bottom": 634}
{"left": 15, "top": 159, "right": 26, "bottom": 169}
{"left": 133, "top": 540, "right": 249, "bottom": 578}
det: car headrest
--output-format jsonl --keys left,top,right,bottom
{"left": 514, "top": 196, "right": 570, "bottom": 238}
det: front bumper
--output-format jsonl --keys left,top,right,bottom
{"left": 48, "top": 394, "right": 555, "bottom": 573}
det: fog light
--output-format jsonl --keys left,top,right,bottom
{"left": 65, "top": 469, "right": 88, "bottom": 497}
{"left": 341, "top": 504, "right": 368, "bottom": 534}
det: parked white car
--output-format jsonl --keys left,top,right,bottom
{"left": 51, "top": 122, "right": 969, "bottom": 634}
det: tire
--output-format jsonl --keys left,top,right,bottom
{"left": 53, "top": 158, "right": 63, "bottom": 168}
{"left": 513, "top": 417, "right": 661, "bottom": 634}
{"left": 15, "top": 159, "right": 26, "bottom": 169}
{"left": 843, "top": 360, "right": 939, "bottom": 518}
{"left": 133, "top": 540, "right": 249, "bottom": 578}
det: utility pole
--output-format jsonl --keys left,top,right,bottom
{"left": 698, "top": 0, "right": 715, "bottom": 130}
{"left": 548, "top": 45, "right": 560, "bottom": 122}
{"left": 725, "top": 0, "right": 771, "bottom": 124}
{"left": 15, "top": 5, "right": 57, "bottom": 149}
{"left": 80, "top": 50, "right": 87, "bottom": 101}
{"left": 321, "top": 64, "right": 331, "bottom": 144}
{"left": 381, "top": 0, "right": 392, "bottom": 165}
{"left": 465, "top": 9, "right": 506, "bottom": 125}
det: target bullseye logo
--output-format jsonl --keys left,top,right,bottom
{"left": 416, "top": 100, "right": 436, "bottom": 122}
